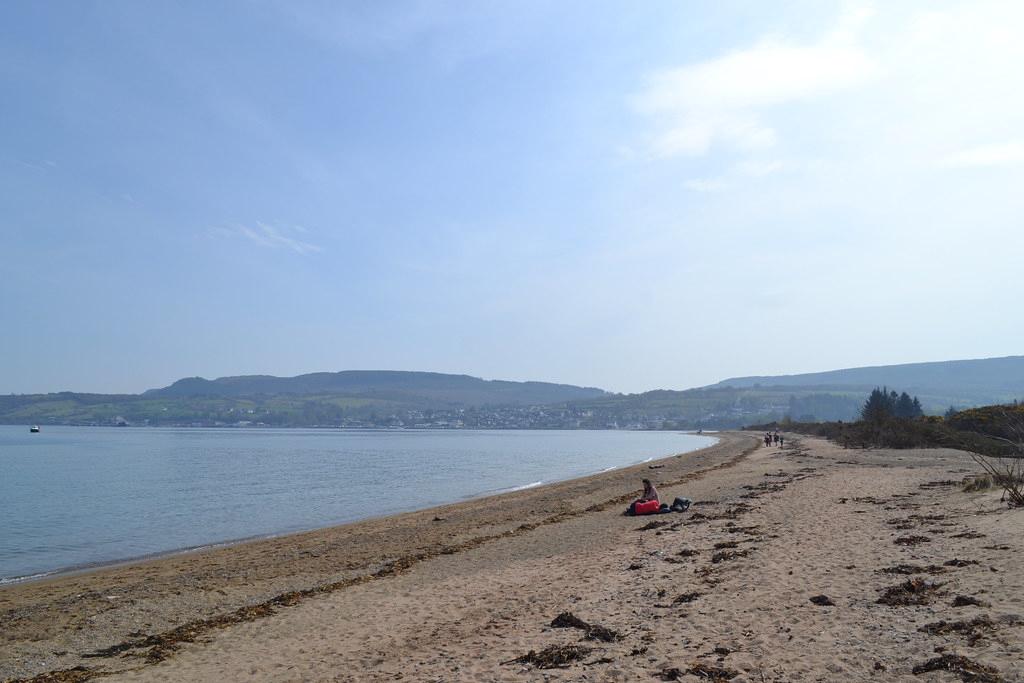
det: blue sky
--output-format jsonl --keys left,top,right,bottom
{"left": 3, "top": 1, "right": 1023, "bottom": 394}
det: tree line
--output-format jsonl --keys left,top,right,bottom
{"left": 861, "top": 387, "right": 924, "bottom": 422}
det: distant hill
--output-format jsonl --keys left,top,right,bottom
{"left": 709, "top": 355, "right": 1024, "bottom": 406}
{"left": 144, "top": 370, "right": 607, "bottom": 406}
{"left": 558, "top": 355, "right": 1024, "bottom": 429}
{"left": 4, "top": 356, "right": 1022, "bottom": 429}
{"left": 0, "top": 371, "right": 609, "bottom": 427}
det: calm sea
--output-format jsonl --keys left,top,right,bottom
{"left": 0, "top": 426, "right": 713, "bottom": 583}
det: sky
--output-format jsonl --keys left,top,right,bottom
{"left": 2, "top": 1, "right": 1023, "bottom": 395}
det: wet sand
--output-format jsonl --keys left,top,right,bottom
{"left": 3, "top": 433, "right": 1023, "bottom": 682}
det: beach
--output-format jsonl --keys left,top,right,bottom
{"left": 2, "top": 432, "right": 1022, "bottom": 682}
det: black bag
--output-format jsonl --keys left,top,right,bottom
{"left": 670, "top": 496, "right": 692, "bottom": 512}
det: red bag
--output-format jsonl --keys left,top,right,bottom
{"left": 634, "top": 499, "right": 660, "bottom": 515}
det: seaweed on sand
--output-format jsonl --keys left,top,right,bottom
{"left": 672, "top": 592, "right": 702, "bottom": 605}
{"left": 919, "top": 616, "right": 997, "bottom": 645}
{"left": 894, "top": 535, "right": 931, "bottom": 546}
{"left": 945, "top": 559, "right": 981, "bottom": 567}
{"left": 688, "top": 663, "right": 740, "bottom": 680}
{"left": 711, "top": 549, "right": 750, "bottom": 564}
{"left": 887, "top": 514, "right": 948, "bottom": 528}
{"left": 11, "top": 667, "right": 98, "bottom": 683}
{"left": 919, "top": 480, "right": 960, "bottom": 489}
{"left": 637, "top": 520, "right": 670, "bottom": 531}
{"left": 911, "top": 654, "right": 1003, "bottom": 682}
{"left": 659, "top": 663, "right": 740, "bottom": 680}
{"left": 506, "top": 644, "right": 593, "bottom": 669}
{"left": 952, "top": 595, "right": 990, "bottom": 608}
{"left": 583, "top": 624, "right": 620, "bottom": 643}
{"left": 549, "top": 611, "right": 621, "bottom": 642}
{"left": 852, "top": 496, "right": 884, "bottom": 504}
{"left": 877, "top": 564, "right": 947, "bottom": 575}
{"left": 877, "top": 578, "right": 943, "bottom": 606}
{"left": 951, "top": 531, "right": 987, "bottom": 539}
{"left": 692, "top": 503, "right": 755, "bottom": 522}
{"left": 550, "top": 611, "right": 590, "bottom": 630}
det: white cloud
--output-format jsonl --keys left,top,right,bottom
{"left": 683, "top": 160, "right": 783, "bottom": 193}
{"left": 683, "top": 178, "right": 728, "bottom": 193}
{"left": 632, "top": 6, "right": 878, "bottom": 158}
{"left": 941, "top": 141, "right": 1024, "bottom": 168}
{"left": 734, "top": 160, "right": 784, "bottom": 177}
{"left": 16, "top": 158, "right": 58, "bottom": 171}
{"left": 225, "top": 222, "right": 323, "bottom": 255}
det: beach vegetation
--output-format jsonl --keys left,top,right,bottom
{"left": 953, "top": 407, "right": 1024, "bottom": 507}
{"left": 962, "top": 474, "right": 994, "bottom": 493}
{"left": 748, "top": 416, "right": 977, "bottom": 450}
{"left": 756, "top": 401, "right": 1024, "bottom": 507}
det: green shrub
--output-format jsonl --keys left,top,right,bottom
{"left": 747, "top": 417, "right": 1013, "bottom": 454}
{"left": 962, "top": 475, "right": 993, "bottom": 493}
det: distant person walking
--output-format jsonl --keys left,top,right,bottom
{"left": 779, "top": 434, "right": 785, "bottom": 448}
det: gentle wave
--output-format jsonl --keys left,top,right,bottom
{"left": 0, "top": 571, "right": 57, "bottom": 586}
{"left": 479, "top": 480, "right": 544, "bottom": 497}
{"left": 507, "top": 480, "right": 543, "bottom": 492}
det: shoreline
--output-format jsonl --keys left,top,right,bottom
{"left": 3, "top": 424, "right": 719, "bottom": 432}
{"left": 0, "top": 434, "right": 718, "bottom": 587}
{"left": 0, "top": 433, "right": 750, "bottom": 681}
{"left": 8, "top": 433, "right": 1019, "bottom": 682}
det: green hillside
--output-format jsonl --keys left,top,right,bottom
{"left": 145, "top": 370, "right": 606, "bottom": 406}
{"left": 0, "top": 372, "right": 607, "bottom": 427}
{"left": 4, "top": 356, "right": 1022, "bottom": 429}
{"left": 711, "top": 355, "right": 1024, "bottom": 407}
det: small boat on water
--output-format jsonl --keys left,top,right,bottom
{"left": 30, "top": 425, "right": 40, "bottom": 433}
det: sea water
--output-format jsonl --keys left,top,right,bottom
{"left": 0, "top": 426, "right": 713, "bottom": 583}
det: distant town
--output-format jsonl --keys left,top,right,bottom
{"left": 6, "top": 357, "right": 1024, "bottom": 430}
{"left": 71, "top": 405, "right": 688, "bottom": 431}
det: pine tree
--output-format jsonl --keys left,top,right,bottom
{"left": 862, "top": 387, "right": 924, "bottom": 422}
{"left": 861, "top": 387, "right": 893, "bottom": 423}
{"left": 896, "top": 392, "right": 916, "bottom": 418}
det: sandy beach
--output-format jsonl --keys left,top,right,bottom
{"left": 2, "top": 432, "right": 1022, "bottom": 682}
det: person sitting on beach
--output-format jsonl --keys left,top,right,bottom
{"left": 625, "top": 478, "right": 660, "bottom": 515}
{"left": 639, "top": 478, "right": 659, "bottom": 503}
